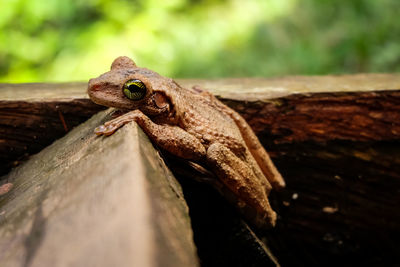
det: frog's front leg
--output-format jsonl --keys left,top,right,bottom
{"left": 206, "top": 142, "right": 277, "bottom": 228}
{"left": 95, "top": 110, "right": 206, "bottom": 160}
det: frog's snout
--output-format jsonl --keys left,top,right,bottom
{"left": 88, "top": 78, "right": 101, "bottom": 91}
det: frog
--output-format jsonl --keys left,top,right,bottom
{"left": 87, "top": 56, "right": 285, "bottom": 228}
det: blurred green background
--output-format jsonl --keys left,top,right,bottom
{"left": 1, "top": 0, "right": 399, "bottom": 82}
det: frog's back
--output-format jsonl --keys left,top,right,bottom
{"left": 178, "top": 90, "right": 245, "bottom": 151}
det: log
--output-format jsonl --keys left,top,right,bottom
{"left": 1, "top": 73, "right": 400, "bottom": 266}
{"left": 0, "top": 110, "right": 199, "bottom": 267}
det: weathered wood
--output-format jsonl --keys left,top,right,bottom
{"left": 0, "top": 110, "right": 199, "bottom": 267}
{"left": 1, "top": 74, "right": 400, "bottom": 266}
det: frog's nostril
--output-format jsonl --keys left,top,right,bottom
{"left": 88, "top": 78, "right": 101, "bottom": 90}
{"left": 90, "top": 83, "right": 102, "bottom": 90}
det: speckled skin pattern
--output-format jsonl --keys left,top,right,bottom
{"left": 88, "top": 56, "right": 285, "bottom": 228}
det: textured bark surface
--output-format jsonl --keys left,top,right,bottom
{"left": 1, "top": 74, "right": 400, "bottom": 266}
{"left": 0, "top": 110, "right": 199, "bottom": 267}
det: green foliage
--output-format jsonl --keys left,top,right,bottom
{"left": 0, "top": 0, "right": 399, "bottom": 82}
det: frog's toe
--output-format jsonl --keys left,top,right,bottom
{"left": 101, "top": 124, "right": 121, "bottom": 136}
{"left": 94, "top": 125, "right": 106, "bottom": 135}
{"left": 103, "top": 120, "right": 113, "bottom": 127}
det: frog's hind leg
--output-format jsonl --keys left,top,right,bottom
{"left": 216, "top": 103, "right": 285, "bottom": 190}
{"left": 195, "top": 92, "right": 285, "bottom": 190}
{"left": 206, "top": 142, "right": 277, "bottom": 228}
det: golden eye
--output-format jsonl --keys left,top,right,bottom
{"left": 123, "top": 79, "right": 146, "bottom": 100}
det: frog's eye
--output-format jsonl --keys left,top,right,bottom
{"left": 123, "top": 79, "right": 147, "bottom": 100}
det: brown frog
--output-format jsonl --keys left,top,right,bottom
{"left": 88, "top": 56, "right": 285, "bottom": 228}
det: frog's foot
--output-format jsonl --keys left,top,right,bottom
{"left": 206, "top": 142, "right": 276, "bottom": 228}
{"left": 95, "top": 110, "right": 144, "bottom": 136}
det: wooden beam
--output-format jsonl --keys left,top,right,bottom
{"left": 0, "top": 110, "right": 199, "bottom": 267}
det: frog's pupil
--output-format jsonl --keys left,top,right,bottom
{"left": 123, "top": 80, "right": 146, "bottom": 100}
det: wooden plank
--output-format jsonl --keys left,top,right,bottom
{"left": 0, "top": 110, "right": 199, "bottom": 267}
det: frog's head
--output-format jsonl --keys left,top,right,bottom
{"left": 88, "top": 56, "right": 177, "bottom": 116}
